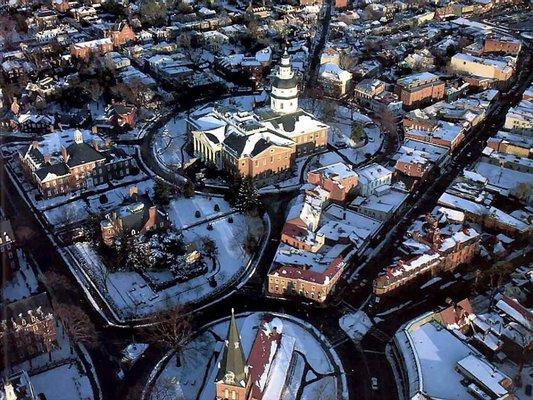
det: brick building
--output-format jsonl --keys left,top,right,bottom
{"left": 373, "top": 213, "right": 480, "bottom": 295}
{"left": 395, "top": 72, "right": 445, "bottom": 109}
{"left": 307, "top": 163, "right": 358, "bottom": 201}
{"left": 0, "top": 293, "right": 58, "bottom": 369}
{"left": 404, "top": 121, "right": 465, "bottom": 152}
{"left": 189, "top": 52, "right": 328, "bottom": 184}
{"left": 268, "top": 253, "right": 346, "bottom": 302}
{"left": 70, "top": 38, "right": 113, "bottom": 61}
{"left": 100, "top": 186, "right": 167, "bottom": 246}
{"left": 395, "top": 149, "right": 432, "bottom": 179}
{"left": 483, "top": 35, "right": 522, "bottom": 56}
{"left": 19, "top": 130, "right": 134, "bottom": 198}
{"left": 107, "top": 21, "right": 136, "bottom": 47}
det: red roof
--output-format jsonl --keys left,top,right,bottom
{"left": 272, "top": 255, "right": 344, "bottom": 284}
{"left": 247, "top": 315, "right": 281, "bottom": 400}
{"left": 439, "top": 299, "right": 474, "bottom": 328}
{"left": 501, "top": 295, "right": 533, "bottom": 322}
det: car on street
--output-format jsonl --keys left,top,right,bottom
{"left": 371, "top": 377, "right": 378, "bottom": 390}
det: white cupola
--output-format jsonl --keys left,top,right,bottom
{"left": 270, "top": 50, "right": 299, "bottom": 114}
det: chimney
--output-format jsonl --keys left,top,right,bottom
{"left": 104, "top": 138, "right": 112, "bottom": 148}
{"left": 129, "top": 185, "right": 138, "bottom": 199}
{"left": 92, "top": 139, "right": 99, "bottom": 151}
{"left": 43, "top": 154, "right": 51, "bottom": 164}
{"left": 61, "top": 146, "right": 69, "bottom": 163}
{"left": 32, "top": 140, "right": 39, "bottom": 149}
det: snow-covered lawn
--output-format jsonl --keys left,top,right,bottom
{"left": 7, "top": 321, "right": 97, "bottom": 400}
{"left": 336, "top": 123, "right": 383, "bottom": 166}
{"left": 339, "top": 311, "right": 373, "bottom": 342}
{"left": 30, "top": 362, "right": 94, "bottom": 400}
{"left": 300, "top": 98, "right": 384, "bottom": 167}
{"left": 168, "top": 194, "right": 232, "bottom": 230}
{"left": 148, "top": 312, "right": 347, "bottom": 400}
{"left": 69, "top": 210, "right": 262, "bottom": 319}
{"left": 153, "top": 113, "right": 189, "bottom": 171}
{"left": 1, "top": 249, "right": 40, "bottom": 303}
{"left": 43, "top": 178, "right": 153, "bottom": 227}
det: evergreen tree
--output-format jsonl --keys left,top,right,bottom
{"left": 155, "top": 179, "right": 171, "bottom": 205}
{"left": 234, "top": 178, "right": 260, "bottom": 215}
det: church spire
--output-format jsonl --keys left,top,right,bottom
{"left": 216, "top": 309, "right": 248, "bottom": 387}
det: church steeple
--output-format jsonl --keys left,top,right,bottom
{"left": 216, "top": 309, "right": 249, "bottom": 392}
{"left": 270, "top": 49, "right": 299, "bottom": 114}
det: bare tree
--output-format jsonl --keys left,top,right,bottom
{"left": 55, "top": 304, "right": 99, "bottom": 351}
{"left": 44, "top": 271, "right": 77, "bottom": 305}
{"left": 143, "top": 304, "right": 192, "bottom": 366}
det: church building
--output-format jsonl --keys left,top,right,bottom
{"left": 215, "top": 311, "right": 297, "bottom": 400}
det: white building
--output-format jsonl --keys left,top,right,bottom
{"left": 355, "top": 163, "right": 393, "bottom": 196}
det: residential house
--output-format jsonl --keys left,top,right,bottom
{"left": 100, "top": 186, "right": 167, "bottom": 246}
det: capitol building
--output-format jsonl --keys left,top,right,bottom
{"left": 187, "top": 51, "right": 329, "bottom": 183}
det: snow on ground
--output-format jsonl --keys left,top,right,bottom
{"left": 30, "top": 362, "right": 94, "bottom": 400}
{"left": 43, "top": 178, "right": 153, "bottom": 227}
{"left": 300, "top": 98, "right": 384, "bottom": 166}
{"left": 337, "top": 123, "right": 383, "bottom": 166}
{"left": 153, "top": 113, "right": 189, "bottom": 171}
{"left": 149, "top": 312, "right": 345, "bottom": 400}
{"left": 5, "top": 322, "right": 96, "bottom": 400}
{"left": 168, "top": 194, "right": 232, "bottom": 229}
{"left": 301, "top": 376, "right": 336, "bottom": 400}
{"left": 70, "top": 209, "right": 259, "bottom": 319}
{"left": 339, "top": 311, "right": 373, "bottom": 342}
{"left": 1, "top": 249, "right": 40, "bottom": 303}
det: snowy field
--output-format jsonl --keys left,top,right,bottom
{"left": 148, "top": 312, "right": 348, "bottom": 400}
{"left": 153, "top": 113, "right": 189, "bottom": 171}
{"left": 30, "top": 362, "right": 94, "bottom": 400}
{"left": 43, "top": 178, "right": 153, "bottom": 228}
{"left": 2, "top": 249, "right": 40, "bottom": 303}
{"left": 168, "top": 194, "right": 232, "bottom": 229}
{"left": 69, "top": 204, "right": 262, "bottom": 319}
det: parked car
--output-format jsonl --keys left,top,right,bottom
{"left": 371, "top": 377, "right": 378, "bottom": 390}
